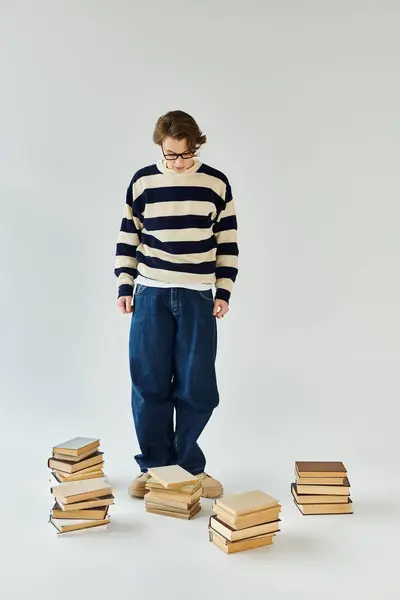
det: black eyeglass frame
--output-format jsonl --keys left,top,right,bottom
{"left": 161, "top": 146, "right": 199, "bottom": 161}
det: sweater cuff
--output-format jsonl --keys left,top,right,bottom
{"left": 118, "top": 284, "right": 134, "bottom": 298}
{"left": 215, "top": 288, "right": 231, "bottom": 303}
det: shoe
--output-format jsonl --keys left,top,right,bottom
{"left": 196, "top": 472, "right": 223, "bottom": 499}
{"left": 128, "top": 472, "right": 150, "bottom": 498}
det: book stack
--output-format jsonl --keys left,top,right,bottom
{"left": 48, "top": 437, "right": 114, "bottom": 534}
{"left": 209, "top": 491, "right": 281, "bottom": 554}
{"left": 48, "top": 437, "right": 105, "bottom": 485}
{"left": 291, "top": 461, "right": 353, "bottom": 515}
{"left": 144, "top": 465, "right": 202, "bottom": 520}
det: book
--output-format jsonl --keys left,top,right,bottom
{"left": 53, "top": 478, "right": 112, "bottom": 505}
{"left": 50, "top": 516, "right": 110, "bottom": 533}
{"left": 146, "top": 505, "right": 201, "bottom": 520}
{"left": 291, "top": 484, "right": 348, "bottom": 504}
{"left": 294, "top": 498, "right": 353, "bottom": 515}
{"left": 145, "top": 477, "right": 201, "bottom": 495}
{"left": 209, "top": 528, "right": 275, "bottom": 554}
{"left": 145, "top": 486, "right": 202, "bottom": 504}
{"left": 296, "top": 474, "right": 346, "bottom": 485}
{"left": 295, "top": 462, "right": 347, "bottom": 478}
{"left": 53, "top": 463, "right": 105, "bottom": 477}
{"left": 52, "top": 446, "right": 99, "bottom": 463}
{"left": 50, "top": 470, "right": 104, "bottom": 487}
{"left": 48, "top": 452, "right": 104, "bottom": 474}
{"left": 215, "top": 490, "right": 279, "bottom": 517}
{"left": 145, "top": 492, "right": 198, "bottom": 510}
{"left": 51, "top": 502, "right": 108, "bottom": 520}
{"left": 209, "top": 516, "right": 280, "bottom": 542}
{"left": 212, "top": 504, "right": 281, "bottom": 530}
{"left": 52, "top": 437, "right": 100, "bottom": 458}
{"left": 145, "top": 499, "right": 200, "bottom": 516}
{"left": 295, "top": 479, "right": 350, "bottom": 496}
{"left": 57, "top": 495, "right": 115, "bottom": 511}
{"left": 147, "top": 465, "right": 198, "bottom": 489}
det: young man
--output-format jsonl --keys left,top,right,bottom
{"left": 115, "top": 110, "right": 239, "bottom": 499}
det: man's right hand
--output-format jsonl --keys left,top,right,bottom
{"left": 116, "top": 296, "right": 133, "bottom": 314}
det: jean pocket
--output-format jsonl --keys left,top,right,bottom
{"left": 199, "top": 290, "right": 214, "bottom": 301}
{"left": 134, "top": 283, "right": 147, "bottom": 296}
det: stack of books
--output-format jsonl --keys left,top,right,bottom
{"left": 49, "top": 478, "right": 114, "bottom": 534}
{"left": 48, "top": 437, "right": 105, "bottom": 485}
{"left": 209, "top": 491, "right": 281, "bottom": 554}
{"left": 48, "top": 437, "right": 114, "bottom": 534}
{"left": 291, "top": 461, "right": 353, "bottom": 515}
{"left": 144, "top": 465, "right": 202, "bottom": 520}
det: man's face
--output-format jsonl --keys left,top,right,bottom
{"left": 161, "top": 136, "right": 195, "bottom": 173}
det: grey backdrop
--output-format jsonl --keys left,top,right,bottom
{"left": 1, "top": 1, "right": 399, "bottom": 599}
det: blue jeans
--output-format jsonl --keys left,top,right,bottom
{"left": 129, "top": 285, "right": 219, "bottom": 475}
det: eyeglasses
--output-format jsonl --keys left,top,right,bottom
{"left": 161, "top": 146, "right": 197, "bottom": 161}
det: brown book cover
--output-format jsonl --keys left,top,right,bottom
{"left": 296, "top": 479, "right": 350, "bottom": 496}
{"left": 291, "top": 483, "right": 348, "bottom": 504}
{"left": 209, "top": 528, "right": 275, "bottom": 554}
{"left": 293, "top": 498, "right": 353, "bottom": 515}
{"left": 295, "top": 461, "right": 347, "bottom": 478}
{"left": 212, "top": 504, "right": 281, "bottom": 530}
{"left": 51, "top": 502, "right": 108, "bottom": 520}
{"left": 53, "top": 437, "right": 100, "bottom": 457}
{"left": 216, "top": 491, "right": 279, "bottom": 517}
{"left": 147, "top": 465, "right": 198, "bottom": 489}
{"left": 209, "top": 516, "right": 280, "bottom": 542}
{"left": 48, "top": 452, "right": 104, "bottom": 474}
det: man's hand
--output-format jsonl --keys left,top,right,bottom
{"left": 213, "top": 299, "right": 229, "bottom": 319}
{"left": 117, "top": 296, "right": 133, "bottom": 314}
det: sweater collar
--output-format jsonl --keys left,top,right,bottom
{"left": 156, "top": 158, "right": 202, "bottom": 176}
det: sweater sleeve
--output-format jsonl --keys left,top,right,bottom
{"left": 213, "top": 180, "right": 239, "bottom": 303}
{"left": 114, "top": 179, "right": 143, "bottom": 298}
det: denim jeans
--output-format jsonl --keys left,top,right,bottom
{"left": 129, "top": 285, "right": 219, "bottom": 475}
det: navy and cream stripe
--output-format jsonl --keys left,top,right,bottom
{"left": 115, "top": 160, "right": 239, "bottom": 302}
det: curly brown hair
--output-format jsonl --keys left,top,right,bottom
{"left": 153, "top": 110, "right": 207, "bottom": 153}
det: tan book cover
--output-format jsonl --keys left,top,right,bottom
{"left": 146, "top": 505, "right": 201, "bottom": 520}
{"left": 52, "top": 446, "right": 99, "bottom": 463}
{"left": 294, "top": 498, "right": 353, "bottom": 515}
{"left": 212, "top": 504, "right": 281, "bottom": 530}
{"left": 48, "top": 452, "right": 104, "bottom": 474}
{"left": 295, "top": 461, "right": 347, "bottom": 478}
{"left": 296, "top": 474, "right": 346, "bottom": 485}
{"left": 216, "top": 490, "right": 279, "bottom": 517}
{"left": 209, "top": 528, "right": 274, "bottom": 554}
{"left": 296, "top": 479, "right": 350, "bottom": 496}
{"left": 145, "top": 478, "right": 201, "bottom": 495}
{"left": 53, "top": 437, "right": 100, "bottom": 457}
{"left": 53, "top": 463, "right": 105, "bottom": 477}
{"left": 50, "top": 515, "right": 110, "bottom": 533}
{"left": 51, "top": 502, "right": 108, "bottom": 520}
{"left": 145, "top": 492, "right": 199, "bottom": 510}
{"left": 51, "top": 470, "right": 104, "bottom": 486}
{"left": 145, "top": 486, "right": 202, "bottom": 504}
{"left": 145, "top": 499, "right": 200, "bottom": 515}
{"left": 291, "top": 483, "right": 348, "bottom": 504}
{"left": 209, "top": 516, "right": 280, "bottom": 542}
{"left": 147, "top": 465, "right": 198, "bottom": 488}
{"left": 53, "top": 478, "right": 112, "bottom": 505}
{"left": 58, "top": 495, "right": 114, "bottom": 511}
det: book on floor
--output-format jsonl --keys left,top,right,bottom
{"left": 48, "top": 452, "right": 104, "bottom": 475}
{"left": 51, "top": 502, "right": 109, "bottom": 520}
{"left": 209, "top": 528, "right": 275, "bottom": 554}
{"left": 147, "top": 465, "right": 198, "bottom": 489}
{"left": 291, "top": 483, "right": 348, "bottom": 504}
{"left": 295, "top": 479, "right": 350, "bottom": 496}
{"left": 52, "top": 478, "right": 112, "bottom": 505}
{"left": 295, "top": 461, "right": 347, "bottom": 478}
{"left": 145, "top": 499, "right": 200, "bottom": 516}
{"left": 146, "top": 505, "right": 201, "bottom": 520}
{"left": 215, "top": 490, "right": 279, "bottom": 517}
{"left": 209, "top": 515, "right": 280, "bottom": 542}
{"left": 52, "top": 437, "right": 100, "bottom": 458}
{"left": 49, "top": 516, "right": 110, "bottom": 533}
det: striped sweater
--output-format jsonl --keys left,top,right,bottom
{"left": 114, "top": 159, "right": 239, "bottom": 303}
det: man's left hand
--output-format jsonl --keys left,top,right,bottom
{"left": 213, "top": 299, "right": 229, "bottom": 319}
